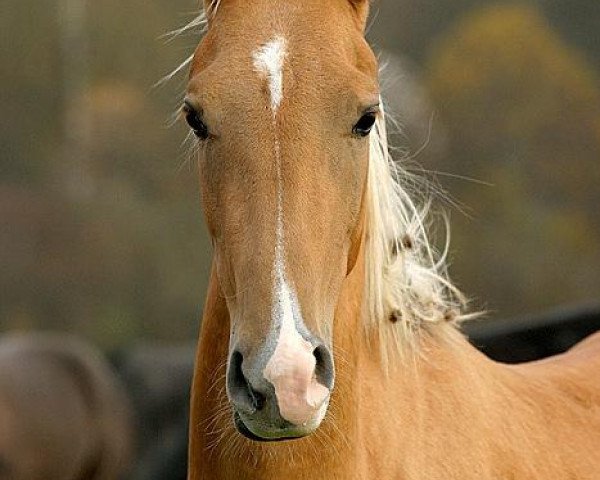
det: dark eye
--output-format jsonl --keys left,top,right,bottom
{"left": 352, "top": 112, "right": 377, "bottom": 137}
{"left": 183, "top": 103, "right": 209, "bottom": 140}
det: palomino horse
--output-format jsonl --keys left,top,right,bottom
{"left": 0, "top": 333, "right": 133, "bottom": 480}
{"left": 181, "top": 0, "right": 600, "bottom": 478}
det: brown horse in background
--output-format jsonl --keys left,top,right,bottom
{"left": 180, "top": 0, "right": 600, "bottom": 478}
{"left": 0, "top": 333, "right": 133, "bottom": 480}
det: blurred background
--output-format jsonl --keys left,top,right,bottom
{"left": 1, "top": 1, "right": 599, "bottom": 478}
{"left": 2, "top": 0, "right": 599, "bottom": 347}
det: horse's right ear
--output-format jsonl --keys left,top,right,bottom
{"left": 348, "top": 0, "right": 370, "bottom": 31}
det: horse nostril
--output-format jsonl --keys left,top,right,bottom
{"left": 248, "top": 382, "right": 266, "bottom": 411}
{"left": 313, "top": 344, "right": 334, "bottom": 390}
{"left": 227, "top": 351, "right": 266, "bottom": 413}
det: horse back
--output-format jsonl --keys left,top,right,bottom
{"left": 492, "top": 331, "right": 600, "bottom": 479}
{"left": 514, "top": 330, "right": 600, "bottom": 400}
{"left": 559, "top": 330, "right": 600, "bottom": 392}
{"left": 532, "top": 330, "right": 600, "bottom": 379}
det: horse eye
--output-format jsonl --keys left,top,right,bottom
{"left": 352, "top": 112, "right": 377, "bottom": 137}
{"left": 183, "top": 104, "right": 209, "bottom": 140}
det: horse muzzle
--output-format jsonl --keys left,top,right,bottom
{"left": 226, "top": 339, "right": 334, "bottom": 441}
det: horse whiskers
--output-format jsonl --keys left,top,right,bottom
{"left": 206, "top": 425, "right": 231, "bottom": 451}
{"left": 325, "top": 412, "right": 350, "bottom": 452}
{"left": 316, "top": 428, "right": 338, "bottom": 460}
{"left": 206, "top": 414, "right": 237, "bottom": 453}
{"left": 331, "top": 345, "right": 354, "bottom": 368}
{"left": 206, "top": 359, "right": 228, "bottom": 388}
{"left": 200, "top": 363, "right": 351, "bottom": 468}
{"left": 201, "top": 388, "right": 233, "bottom": 445}
{"left": 205, "top": 422, "right": 231, "bottom": 447}
{"left": 206, "top": 412, "right": 233, "bottom": 438}
{"left": 207, "top": 424, "right": 342, "bottom": 469}
{"left": 224, "top": 431, "right": 249, "bottom": 464}
{"left": 206, "top": 372, "right": 227, "bottom": 396}
{"left": 202, "top": 405, "right": 231, "bottom": 433}
{"left": 209, "top": 425, "right": 232, "bottom": 450}
{"left": 200, "top": 315, "right": 354, "bottom": 464}
{"left": 212, "top": 429, "right": 235, "bottom": 460}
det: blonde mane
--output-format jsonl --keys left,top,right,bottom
{"left": 165, "top": 8, "right": 469, "bottom": 362}
{"left": 366, "top": 107, "right": 469, "bottom": 362}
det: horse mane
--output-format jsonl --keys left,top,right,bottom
{"left": 164, "top": 9, "right": 471, "bottom": 364}
{"left": 365, "top": 108, "right": 470, "bottom": 363}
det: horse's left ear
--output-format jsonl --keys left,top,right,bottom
{"left": 348, "top": 0, "right": 370, "bottom": 31}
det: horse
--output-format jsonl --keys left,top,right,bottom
{"left": 178, "top": 1, "right": 600, "bottom": 478}
{"left": 465, "top": 303, "right": 600, "bottom": 363}
{"left": 0, "top": 332, "right": 133, "bottom": 480}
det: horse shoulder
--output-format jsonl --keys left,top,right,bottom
{"left": 496, "top": 330, "right": 600, "bottom": 478}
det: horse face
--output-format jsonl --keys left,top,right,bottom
{"left": 185, "top": 0, "right": 377, "bottom": 441}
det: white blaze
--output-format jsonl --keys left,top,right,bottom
{"left": 253, "top": 37, "right": 329, "bottom": 425}
{"left": 252, "top": 36, "right": 286, "bottom": 113}
{"left": 252, "top": 36, "right": 291, "bottom": 326}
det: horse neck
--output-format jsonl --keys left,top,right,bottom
{"left": 188, "top": 252, "right": 600, "bottom": 479}
{"left": 188, "top": 253, "right": 366, "bottom": 480}
{"left": 187, "top": 240, "right": 505, "bottom": 479}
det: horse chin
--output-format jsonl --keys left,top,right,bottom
{"left": 233, "top": 410, "right": 316, "bottom": 443}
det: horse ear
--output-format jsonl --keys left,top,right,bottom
{"left": 348, "top": 0, "right": 370, "bottom": 31}
{"left": 203, "top": 0, "right": 221, "bottom": 20}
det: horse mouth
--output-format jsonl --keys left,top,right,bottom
{"left": 233, "top": 411, "right": 307, "bottom": 443}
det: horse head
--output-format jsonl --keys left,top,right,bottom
{"left": 185, "top": 0, "right": 377, "bottom": 441}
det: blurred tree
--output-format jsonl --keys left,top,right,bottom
{"left": 426, "top": 4, "right": 600, "bottom": 316}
